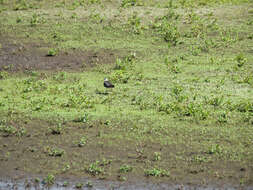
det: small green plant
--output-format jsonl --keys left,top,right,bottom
{"left": 192, "top": 155, "right": 208, "bottom": 163}
{"left": 100, "top": 158, "right": 112, "bottom": 166}
{"left": 0, "top": 125, "right": 17, "bottom": 136}
{"left": 0, "top": 71, "right": 8, "bottom": 79}
{"left": 43, "top": 174, "right": 55, "bottom": 185}
{"left": 235, "top": 53, "right": 247, "bottom": 67}
{"left": 153, "top": 152, "right": 161, "bottom": 161}
{"left": 14, "top": 0, "right": 29, "bottom": 10}
{"left": 78, "top": 136, "right": 87, "bottom": 147}
{"left": 234, "top": 101, "right": 253, "bottom": 113}
{"left": 62, "top": 164, "right": 70, "bottom": 172}
{"left": 16, "top": 127, "right": 27, "bottom": 137}
{"left": 217, "top": 112, "right": 228, "bottom": 123}
{"left": 207, "top": 144, "right": 223, "bottom": 154}
{"left": 53, "top": 71, "right": 67, "bottom": 81}
{"left": 85, "top": 161, "right": 104, "bottom": 176}
{"left": 47, "top": 48, "right": 58, "bottom": 56}
{"left": 164, "top": 23, "right": 180, "bottom": 46}
{"left": 30, "top": 13, "right": 40, "bottom": 26}
{"left": 49, "top": 123, "right": 63, "bottom": 135}
{"left": 16, "top": 17, "right": 22, "bottom": 23}
{"left": 119, "top": 164, "right": 133, "bottom": 173}
{"left": 207, "top": 96, "right": 224, "bottom": 107}
{"left": 145, "top": 168, "right": 170, "bottom": 177}
{"left": 121, "top": 0, "right": 138, "bottom": 7}
{"left": 75, "top": 183, "right": 83, "bottom": 189}
{"left": 127, "top": 12, "right": 143, "bottom": 34}
{"left": 63, "top": 181, "right": 68, "bottom": 187}
{"left": 114, "top": 54, "right": 135, "bottom": 71}
{"left": 86, "top": 181, "right": 93, "bottom": 188}
{"left": 46, "top": 147, "right": 65, "bottom": 157}
{"left": 89, "top": 12, "right": 104, "bottom": 23}
{"left": 34, "top": 178, "right": 40, "bottom": 183}
{"left": 118, "top": 175, "right": 127, "bottom": 181}
{"left": 74, "top": 113, "right": 89, "bottom": 123}
{"left": 171, "top": 84, "right": 183, "bottom": 96}
{"left": 152, "top": 15, "right": 180, "bottom": 46}
{"left": 110, "top": 70, "right": 130, "bottom": 83}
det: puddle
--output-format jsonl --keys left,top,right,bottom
{"left": 0, "top": 178, "right": 252, "bottom": 190}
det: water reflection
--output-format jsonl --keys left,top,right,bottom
{"left": 0, "top": 178, "right": 252, "bottom": 190}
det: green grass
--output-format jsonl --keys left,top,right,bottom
{"left": 0, "top": 0, "right": 253, "bottom": 185}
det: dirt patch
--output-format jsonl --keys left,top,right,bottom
{"left": 0, "top": 39, "right": 119, "bottom": 72}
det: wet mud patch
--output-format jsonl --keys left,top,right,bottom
{"left": 0, "top": 39, "right": 119, "bottom": 72}
{"left": 1, "top": 177, "right": 252, "bottom": 190}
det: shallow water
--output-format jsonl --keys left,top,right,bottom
{"left": 0, "top": 178, "right": 252, "bottom": 190}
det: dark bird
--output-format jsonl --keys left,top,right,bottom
{"left": 104, "top": 78, "right": 114, "bottom": 88}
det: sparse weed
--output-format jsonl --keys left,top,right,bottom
{"left": 78, "top": 136, "right": 87, "bottom": 147}
{"left": 219, "top": 28, "right": 238, "bottom": 45}
{"left": 0, "top": 125, "right": 17, "bottom": 136}
{"left": 63, "top": 181, "right": 68, "bottom": 187}
{"left": 127, "top": 12, "right": 143, "bottom": 34}
{"left": 14, "top": 0, "right": 29, "bottom": 10}
{"left": 153, "top": 152, "right": 161, "bottom": 161}
{"left": 62, "top": 164, "right": 70, "bottom": 173}
{"left": 89, "top": 12, "right": 104, "bottom": 23}
{"left": 74, "top": 113, "right": 89, "bottom": 123}
{"left": 217, "top": 111, "right": 228, "bottom": 123}
{"left": 79, "top": 0, "right": 101, "bottom": 6}
{"left": 47, "top": 48, "right": 58, "bottom": 56}
{"left": 235, "top": 53, "right": 247, "bottom": 67}
{"left": 233, "top": 101, "right": 253, "bottom": 113}
{"left": 0, "top": 71, "right": 8, "bottom": 79}
{"left": 86, "top": 181, "right": 93, "bottom": 188}
{"left": 121, "top": 0, "right": 142, "bottom": 7}
{"left": 151, "top": 15, "right": 180, "bottom": 46}
{"left": 85, "top": 161, "right": 104, "bottom": 176}
{"left": 119, "top": 164, "right": 133, "bottom": 173}
{"left": 75, "top": 183, "right": 83, "bottom": 189}
{"left": 100, "top": 158, "right": 112, "bottom": 166}
{"left": 207, "top": 144, "right": 223, "bottom": 155}
{"left": 45, "top": 147, "right": 65, "bottom": 157}
{"left": 16, "top": 127, "right": 27, "bottom": 137}
{"left": 43, "top": 174, "right": 55, "bottom": 185}
{"left": 34, "top": 178, "right": 40, "bottom": 183}
{"left": 110, "top": 70, "right": 130, "bottom": 83}
{"left": 192, "top": 155, "right": 208, "bottom": 163}
{"left": 49, "top": 123, "right": 63, "bottom": 135}
{"left": 116, "top": 53, "right": 136, "bottom": 70}
{"left": 110, "top": 53, "right": 137, "bottom": 83}
{"left": 207, "top": 96, "right": 224, "bottom": 107}
{"left": 16, "top": 17, "right": 22, "bottom": 23}
{"left": 164, "top": 57, "right": 181, "bottom": 73}
{"left": 145, "top": 168, "right": 170, "bottom": 177}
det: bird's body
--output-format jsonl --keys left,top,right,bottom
{"left": 104, "top": 78, "right": 114, "bottom": 88}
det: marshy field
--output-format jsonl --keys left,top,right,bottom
{"left": 0, "top": 0, "right": 253, "bottom": 189}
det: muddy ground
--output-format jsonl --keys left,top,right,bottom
{"left": 0, "top": 39, "right": 119, "bottom": 72}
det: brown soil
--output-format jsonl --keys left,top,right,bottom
{"left": 0, "top": 39, "right": 119, "bottom": 72}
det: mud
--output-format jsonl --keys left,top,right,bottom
{"left": 0, "top": 177, "right": 252, "bottom": 190}
{"left": 0, "top": 39, "right": 118, "bottom": 72}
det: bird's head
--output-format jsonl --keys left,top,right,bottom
{"left": 104, "top": 78, "right": 109, "bottom": 82}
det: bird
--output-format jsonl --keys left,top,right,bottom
{"left": 104, "top": 78, "right": 114, "bottom": 88}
